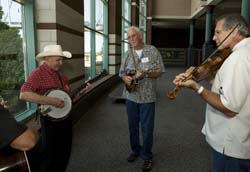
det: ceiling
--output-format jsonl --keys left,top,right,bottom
{"left": 152, "top": 0, "right": 242, "bottom": 29}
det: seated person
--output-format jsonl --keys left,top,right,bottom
{"left": 0, "top": 97, "right": 39, "bottom": 151}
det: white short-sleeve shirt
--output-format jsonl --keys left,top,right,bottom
{"left": 202, "top": 37, "right": 250, "bottom": 159}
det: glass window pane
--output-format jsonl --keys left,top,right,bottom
{"left": 0, "top": 1, "right": 27, "bottom": 116}
{"left": 95, "top": 33, "right": 103, "bottom": 74}
{"left": 84, "top": 0, "right": 91, "bottom": 27}
{"left": 140, "top": 0, "right": 147, "bottom": 43}
{"left": 140, "top": 0, "right": 146, "bottom": 16}
{"left": 84, "top": 28, "right": 91, "bottom": 80}
{"left": 125, "top": 0, "right": 130, "bottom": 20}
{"left": 140, "top": 15, "right": 144, "bottom": 27}
{"left": 122, "top": 0, "right": 131, "bottom": 59}
{"left": 124, "top": 21, "right": 130, "bottom": 40}
{"left": 96, "top": 0, "right": 104, "bottom": 33}
{"left": 125, "top": 42, "right": 130, "bottom": 52}
{"left": 84, "top": 0, "right": 108, "bottom": 77}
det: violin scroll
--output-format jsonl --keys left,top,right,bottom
{"left": 166, "top": 86, "right": 179, "bottom": 100}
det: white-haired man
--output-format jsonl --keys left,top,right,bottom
{"left": 119, "top": 26, "right": 165, "bottom": 171}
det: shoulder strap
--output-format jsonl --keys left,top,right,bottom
{"left": 56, "top": 72, "right": 64, "bottom": 89}
{"left": 130, "top": 48, "right": 137, "bottom": 70}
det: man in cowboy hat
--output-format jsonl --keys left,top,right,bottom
{"left": 19, "top": 44, "right": 76, "bottom": 172}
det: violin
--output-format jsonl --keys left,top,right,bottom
{"left": 167, "top": 49, "right": 231, "bottom": 99}
{"left": 167, "top": 23, "right": 240, "bottom": 100}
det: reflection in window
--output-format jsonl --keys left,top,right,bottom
{"left": 95, "top": 33, "right": 104, "bottom": 74}
{"left": 0, "top": 1, "right": 26, "bottom": 116}
{"left": 84, "top": 28, "right": 91, "bottom": 80}
{"left": 84, "top": 0, "right": 91, "bottom": 27}
{"left": 95, "top": 0, "right": 104, "bottom": 33}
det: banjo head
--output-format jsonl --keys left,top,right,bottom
{"left": 41, "top": 90, "right": 72, "bottom": 120}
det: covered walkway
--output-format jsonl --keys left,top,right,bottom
{"left": 66, "top": 67, "right": 211, "bottom": 172}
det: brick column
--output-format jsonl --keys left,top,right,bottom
{"left": 108, "top": 0, "right": 122, "bottom": 74}
{"left": 146, "top": 0, "right": 152, "bottom": 44}
{"left": 131, "top": 0, "right": 139, "bottom": 26}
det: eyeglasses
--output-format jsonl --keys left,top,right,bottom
{"left": 127, "top": 34, "right": 138, "bottom": 40}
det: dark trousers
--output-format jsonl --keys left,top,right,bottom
{"left": 126, "top": 100, "right": 155, "bottom": 160}
{"left": 212, "top": 148, "right": 250, "bottom": 172}
{"left": 28, "top": 116, "right": 72, "bottom": 172}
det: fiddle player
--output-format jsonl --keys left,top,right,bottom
{"left": 119, "top": 26, "right": 165, "bottom": 171}
{"left": 173, "top": 14, "right": 250, "bottom": 172}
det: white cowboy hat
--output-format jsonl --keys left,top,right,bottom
{"left": 36, "top": 45, "right": 72, "bottom": 61}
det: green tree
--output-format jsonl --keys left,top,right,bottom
{"left": 0, "top": 6, "right": 24, "bottom": 89}
{"left": 0, "top": 5, "right": 25, "bottom": 113}
{"left": 0, "top": 6, "right": 9, "bottom": 30}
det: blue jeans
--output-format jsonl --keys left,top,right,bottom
{"left": 126, "top": 99, "right": 155, "bottom": 160}
{"left": 212, "top": 149, "right": 250, "bottom": 172}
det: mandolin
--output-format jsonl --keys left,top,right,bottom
{"left": 124, "top": 69, "right": 151, "bottom": 93}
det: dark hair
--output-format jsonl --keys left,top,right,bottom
{"left": 216, "top": 14, "right": 250, "bottom": 37}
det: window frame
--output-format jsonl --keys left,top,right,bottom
{"left": 84, "top": 0, "right": 109, "bottom": 79}
{"left": 121, "top": 0, "right": 131, "bottom": 59}
{"left": 139, "top": 0, "right": 147, "bottom": 43}
{"left": 2, "top": 0, "right": 37, "bottom": 122}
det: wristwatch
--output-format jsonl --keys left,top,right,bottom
{"left": 197, "top": 85, "right": 204, "bottom": 94}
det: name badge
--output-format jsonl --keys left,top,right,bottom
{"left": 141, "top": 57, "right": 149, "bottom": 63}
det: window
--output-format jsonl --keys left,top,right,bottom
{"left": 0, "top": 0, "right": 36, "bottom": 121}
{"left": 121, "top": 0, "right": 131, "bottom": 59}
{"left": 139, "top": 0, "right": 147, "bottom": 42}
{"left": 84, "top": 0, "right": 108, "bottom": 79}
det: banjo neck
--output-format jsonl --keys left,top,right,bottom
{"left": 39, "top": 70, "right": 108, "bottom": 120}
{"left": 71, "top": 70, "right": 108, "bottom": 103}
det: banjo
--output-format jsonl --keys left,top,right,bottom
{"left": 39, "top": 70, "right": 108, "bottom": 120}
{"left": 39, "top": 89, "right": 72, "bottom": 120}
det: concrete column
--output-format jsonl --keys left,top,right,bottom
{"left": 241, "top": 0, "right": 250, "bottom": 23}
{"left": 188, "top": 19, "right": 195, "bottom": 66}
{"left": 205, "top": 6, "right": 213, "bottom": 43}
{"left": 202, "top": 5, "right": 214, "bottom": 60}
{"left": 131, "top": 0, "right": 139, "bottom": 26}
{"left": 189, "top": 19, "right": 195, "bottom": 46}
